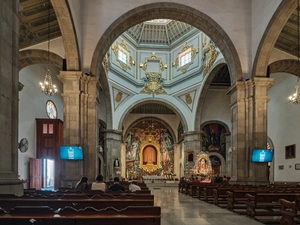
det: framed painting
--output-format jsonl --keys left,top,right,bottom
{"left": 285, "top": 144, "right": 296, "bottom": 159}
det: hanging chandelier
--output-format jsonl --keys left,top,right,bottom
{"left": 39, "top": 1, "right": 58, "bottom": 96}
{"left": 289, "top": 0, "right": 300, "bottom": 104}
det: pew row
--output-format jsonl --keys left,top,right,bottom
{"left": 0, "top": 194, "right": 154, "bottom": 212}
{"left": 0, "top": 205, "right": 161, "bottom": 225}
{"left": 279, "top": 194, "right": 300, "bottom": 225}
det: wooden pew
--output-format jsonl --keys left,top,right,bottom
{"left": 245, "top": 192, "right": 297, "bottom": 224}
{"left": 213, "top": 187, "right": 234, "bottom": 207}
{"left": 227, "top": 189, "right": 257, "bottom": 213}
{"left": 202, "top": 185, "right": 218, "bottom": 202}
{"left": 0, "top": 205, "right": 161, "bottom": 225}
{"left": 0, "top": 194, "right": 154, "bottom": 212}
{"left": 279, "top": 194, "right": 300, "bottom": 225}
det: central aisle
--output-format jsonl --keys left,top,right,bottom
{"left": 150, "top": 186, "right": 264, "bottom": 225}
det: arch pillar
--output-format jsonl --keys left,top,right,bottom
{"left": 182, "top": 131, "right": 202, "bottom": 175}
{"left": 104, "top": 130, "right": 122, "bottom": 180}
{"left": 0, "top": 0, "right": 23, "bottom": 195}
{"left": 227, "top": 77, "right": 274, "bottom": 184}
{"left": 57, "top": 71, "right": 99, "bottom": 186}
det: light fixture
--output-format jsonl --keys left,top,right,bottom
{"left": 39, "top": 1, "right": 57, "bottom": 96}
{"left": 289, "top": 0, "right": 300, "bottom": 104}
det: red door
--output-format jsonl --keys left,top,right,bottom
{"left": 30, "top": 158, "right": 42, "bottom": 190}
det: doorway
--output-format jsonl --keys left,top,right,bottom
{"left": 43, "top": 159, "right": 55, "bottom": 189}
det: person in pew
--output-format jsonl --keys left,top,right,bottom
{"left": 91, "top": 174, "right": 108, "bottom": 192}
{"left": 193, "top": 177, "right": 200, "bottom": 184}
{"left": 75, "top": 176, "right": 90, "bottom": 192}
{"left": 128, "top": 181, "right": 141, "bottom": 192}
{"left": 108, "top": 177, "right": 125, "bottom": 191}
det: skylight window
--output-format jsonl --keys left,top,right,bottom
{"left": 145, "top": 19, "right": 170, "bottom": 25}
{"left": 118, "top": 46, "right": 129, "bottom": 65}
{"left": 179, "top": 48, "right": 191, "bottom": 67}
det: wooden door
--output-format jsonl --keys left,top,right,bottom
{"left": 30, "top": 158, "right": 42, "bottom": 190}
{"left": 211, "top": 165, "right": 220, "bottom": 175}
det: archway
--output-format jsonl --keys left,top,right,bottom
{"left": 90, "top": 2, "right": 243, "bottom": 130}
{"left": 252, "top": 0, "right": 295, "bottom": 78}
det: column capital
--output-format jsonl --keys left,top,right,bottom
{"left": 245, "top": 77, "right": 274, "bottom": 90}
{"left": 57, "top": 71, "right": 83, "bottom": 83}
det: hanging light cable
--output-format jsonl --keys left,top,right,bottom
{"left": 39, "top": 0, "right": 58, "bottom": 96}
{"left": 289, "top": 0, "right": 300, "bottom": 104}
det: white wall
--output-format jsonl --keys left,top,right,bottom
{"left": 268, "top": 72, "right": 300, "bottom": 182}
{"left": 252, "top": 0, "right": 281, "bottom": 70}
{"left": 79, "top": 0, "right": 255, "bottom": 76}
{"left": 18, "top": 64, "right": 63, "bottom": 187}
{"left": 201, "top": 88, "right": 231, "bottom": 128}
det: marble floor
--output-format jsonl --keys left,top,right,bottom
{"left": 150, "top": 186, "right": 264, "bottom": 225}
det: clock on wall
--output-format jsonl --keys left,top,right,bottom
{"left": 46, "top": 100, "right": 57, "bottom": 119}
{"left": 19, "top": 138, "right": 29, "bottom": 153}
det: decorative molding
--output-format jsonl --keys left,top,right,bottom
{"left": 111, "top": 40, "right": 135, "bottom": 71}
{"left": 112, "top": 87, "right": 130, "bottom": 111}
{"left": 172, "top": 42, "right": 199, "bottom": 73}
{"left": 18, "top": 82, "right": 24, "bottom": 91}
{"left": 203, "top": 42, "right": 220, "bottom": 76}
{"left": 102, "top": 53, "right": 109, "bottom": 75}
{"left": 140, "top": 52, "right": 167, "bottom": 96}
{"left": 178, "top": 90, "right": 196, "bottom": 112}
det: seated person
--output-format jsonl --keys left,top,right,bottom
{"left": 193, "top": 177, "right": 200, "bottom": 183}
{"left": 180, "top": 177, "right": 186, "bottom": 183}
{"left": 91, "top": 174, "right": 108, "bottom": 192}
{"left": 129, "top": 181, "right": 141, "bottom": 192}
{"left": 108, "top": 177, "right": 125, "bottom": 191}
{"left": 75, "top": 176, "right": 90, "bottom": 192}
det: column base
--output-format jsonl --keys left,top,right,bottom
{"left": 0, "top": 179, "right": 24, "bottom": 196}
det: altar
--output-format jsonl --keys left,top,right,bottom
{"left": 142, "top": 175, "right": 165, "bottom": 181}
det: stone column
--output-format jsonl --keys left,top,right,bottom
{"left": 227, "top": 77, "right": 274, "bottom": 184}
{"left": 58, "top": 71, "right": 99, "bottom": 186}
{"left": 104, "top": 129, "right": 122, "bottom": 180}
{"left": 84, "top": 76, "right": 99, "bottom": 181}
{"left": 183, "top": 131, "right": 202, "bottom": 159}
{"left": 0, "top": 0, "right": 23, "bottom": 195}
{"left": 182, "top": 131, "right": 202, "bottom": 176}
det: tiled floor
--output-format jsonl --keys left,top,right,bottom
{"left": 150, "top": 187, "right": 264, "bottom": 225}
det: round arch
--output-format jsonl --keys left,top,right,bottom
{"left": 208, "top": 152, "right": 226, "bottom": 176}
{"left": 269, "top": 59, "right": 299, "bottom": 76}
{"left": 252, "top": 0, "right": 295, "bottom": 78}
{"left": 90, "top": 3, "right": 242, "bottom": 130}
{"left": 201, "top": 120, "right": 230, "bottom": 133}
{"left": 51, "top": 0, "right": 80, "bottom": 71}
{"left": 19, "top": 49, "right": 63, "bottom": 71}
{"left": 194, "top": 58, "right": 227, "bottom": 131}
{"left": 117, "top": 98, "right": 189, "bottom": 136}
{"left": 123, "top": 116, "right": 178, "bottom": 144}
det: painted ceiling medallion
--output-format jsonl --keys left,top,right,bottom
{"left": 140, "top": 52, "right": 167, "bottom": 97}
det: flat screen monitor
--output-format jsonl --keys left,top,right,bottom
{"left": 251, "top": 149, "right": 274, "bottom": 163}
{"left": 60, "top": 146, "right": 83, "bottom": 160}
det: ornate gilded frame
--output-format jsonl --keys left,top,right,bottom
{"left": 172, "top": 42, "right": 199, "bottom": 73}
{"left": 138, "top": 126, "right": 162, "bottom": 172}
{"left": 111, "top": 40, "right": 135, "bottom": 71}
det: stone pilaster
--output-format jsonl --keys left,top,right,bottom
{"left": 104, "top": 130, "right": 122, "bottom": 180}
{"left": 227, "top": 77, "right": 274, "bottom": 184}
{"left": 57, "top": 71, "right": 99, "bottom": 186}
{"left": 183, "top": 131, "right": 202, "bottom": 164}
{"left": 0, "top": 0, "right": 23, "bottom": 195}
